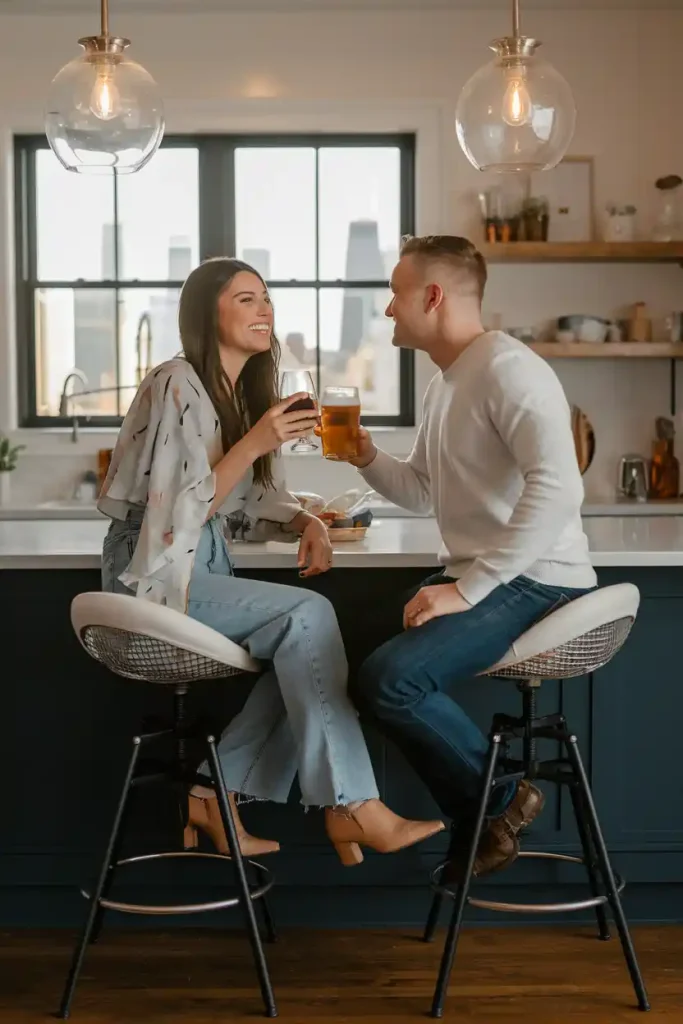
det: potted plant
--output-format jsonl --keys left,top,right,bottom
{"left": 0, "top": 436, "right": 25, "bottom": 506}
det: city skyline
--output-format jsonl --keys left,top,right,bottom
{"left": 34, "top": 142, "right": 403, "bottom": 418}
{"left": 39, "top": 215, "right": 400, "bottom": 418}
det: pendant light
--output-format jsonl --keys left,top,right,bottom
{"left": 45, "top": 0, "right": 164, "bottom": 175}
{"left": 455, "top": 0, "right": 575, "bottom": 173}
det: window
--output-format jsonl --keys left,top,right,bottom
{"left": 14, "top": 133, "right": 415, "bottom": 428}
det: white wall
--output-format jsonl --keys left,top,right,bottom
{"left": 0, "top": 6, "right": 681, "bottom": 502}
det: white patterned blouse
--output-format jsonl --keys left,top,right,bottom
{"left": 98, "top": 357, "right": 301, "bottom": 611}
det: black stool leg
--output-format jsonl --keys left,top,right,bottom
{"left": 430, "top": 735, "right": 502, "bottom": 1019}
{"left": 88, "top": 822, "right": 125, "bottom": 946}
{"left": 569, "top": 784, "right": 611, "bottom": 941}
{"left": 57, "top": 737, "right": 141, "bottom": 1019}
{"left": 206, "top": 736, "right": 278, "bottom": 1019}
{"left": 423, "top": 891, "right": 444, "bottom": 943}
{"left": 565, "top": 734, "right": 650, "bottom": 1012}
{"left": 253, "top": 864, "right": 278, "bottom": 944}
{"left": 89, "top": 791, "right": 139, "bottom": 947}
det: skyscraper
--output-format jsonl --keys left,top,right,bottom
{"left": 72, "top": 223, "right": 120, "bottom": 409}
{"left": 242, "top": 248, "right": 271, "bottom": 279}
{"left": 168, "top": 235, "right": 192, "bottom": 280}
{"left": 339, "top": 220, "right": 384, "bottom": 356}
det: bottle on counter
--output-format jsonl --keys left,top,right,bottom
{"left": 97, "top": 448, "right": 113, "bottom": 495}
{"left": 74, "top": 470, "right": 98, "bottom": 503}
{"left": 649, "top": 417, "right": 680, "bottom": 500}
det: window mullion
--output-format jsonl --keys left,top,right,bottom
{"left": 400, "top": 137, "right": 415, "bottom": 424}
{"left": 17, "top": 142, "right": 38, "bottom": 423}
{"left": 199, "top": 137, "right": 236, "bottom": 259}
{"left": 314, "top": 146, "right": 321, "bottom": 395}
{"left": 113, "top": 174, "right": 122, "bottom": 416}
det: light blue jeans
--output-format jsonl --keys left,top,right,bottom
{"left": 102, "top": 512, "right": 380, "bottom": 807}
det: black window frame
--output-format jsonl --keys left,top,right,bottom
{"left": 14, "top": 132, "right": 416, "bottom": 429}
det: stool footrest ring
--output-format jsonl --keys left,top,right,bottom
{"left": 81, "top": 850, "right": 274, "bottom": 916}
{"left": 430, "top": 850, "right": 625, "bottom": 915}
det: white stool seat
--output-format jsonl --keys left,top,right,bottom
{"left": 484, "top": 583, "right": 640, "bottom": 679}
{"left": 72, "top": 592, "right": 260, "bottom": 683}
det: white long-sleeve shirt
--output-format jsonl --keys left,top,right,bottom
{"left": 359, "top": 331, "right": 597, "bottom": 606}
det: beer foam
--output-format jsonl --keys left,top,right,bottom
{"left": 322, "top": 390, "right": 360, "bottom": 407}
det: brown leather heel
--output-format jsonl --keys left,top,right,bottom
{"left": 325, "top": 799, "right": 444, "bottom": 867}
{"left": 332, "top": 840, "right": 364, "bottom": 866}
{"left": 185, "top": 792, "right": 280, "bottom": 858}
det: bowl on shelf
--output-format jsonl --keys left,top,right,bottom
{"left": 557, "top": 315, "right": 610, "bottom": 344}
{"left": 507, "top": 327, "right": 537, "bottom": 344}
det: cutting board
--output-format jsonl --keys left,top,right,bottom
{"left": 571, "top": 404, "right": 595, "bottom": 475}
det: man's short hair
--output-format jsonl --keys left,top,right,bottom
{"left": 400, "top": 234, "right": 487, "bottom": 303}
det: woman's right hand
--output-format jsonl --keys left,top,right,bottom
{"left": 246, "top": 393, "right": 320, "bottom": 457}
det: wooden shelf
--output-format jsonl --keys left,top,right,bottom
{"left": 480, "top": 242, "right": 683, "bottom": 263}
{"left": 529, "top": 342, "right": 683, "bottom": 359}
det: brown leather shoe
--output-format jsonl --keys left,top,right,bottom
{"left": 443, "top": 780, "right": 545, "bottom": 885}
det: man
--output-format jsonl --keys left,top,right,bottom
{"left": 349, "top": 235, "right": 597, "bottom": 878}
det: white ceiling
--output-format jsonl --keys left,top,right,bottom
{"left": 1, "top": 0, "right": 682, "bottom": 12}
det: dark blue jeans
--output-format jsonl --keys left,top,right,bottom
{"left": 351, "top": 572, "right": 594, "bottom": 822}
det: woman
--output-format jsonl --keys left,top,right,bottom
{"left": 99, "top": 257, "right": 444, "bottom": 866}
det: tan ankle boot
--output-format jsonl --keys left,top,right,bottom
{"left": 325, "top": 799, "right": 444, "bottom": 866}
{"left": 184, "top": 791, "right": 280, "bottom": 858}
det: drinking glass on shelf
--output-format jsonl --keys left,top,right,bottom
{"left": 319, "top": 385, "right": 361, "bottom": 461}
{"left": 280, "top": 369, "right": 318, "bottom": 453}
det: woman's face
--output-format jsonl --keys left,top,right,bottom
{"left": 217, "top": 270, "right": 274, "bottom": 356}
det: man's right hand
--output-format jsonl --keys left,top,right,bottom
{"left": 349, "top": 427, "right": 377, "bottom": 469}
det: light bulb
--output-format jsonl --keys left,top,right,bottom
{"left": 502, "top": 68, "right": 532, "bottom": 127}
{"left": 90, "top": 66, "right": 121, "bottom": 121}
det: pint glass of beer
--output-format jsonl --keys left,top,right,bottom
{"left": 319, "top": 386, "right": 361, "bottom": 461}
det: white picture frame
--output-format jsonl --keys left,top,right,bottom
{"left": 529, "top": 156, "right": 595, "bottom": 242}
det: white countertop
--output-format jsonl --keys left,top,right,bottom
{"left": 0, "top": 515, "right": 682, "bottom": 570}
{"left": 2, "top": 498, "right": 683, "bottom": 521}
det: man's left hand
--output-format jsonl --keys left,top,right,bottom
{"left": 403, "top": 583, "right": 472, "bottom": 629}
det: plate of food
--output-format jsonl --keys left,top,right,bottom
{"left": 317, "top": 509, "right": 372, "bottom": 541}
{"left": 316, "top": 492, "right": 374, "bottom": 541}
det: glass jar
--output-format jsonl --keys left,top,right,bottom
{"left": 520, "top": 196, "right": 549, "bottom": 241}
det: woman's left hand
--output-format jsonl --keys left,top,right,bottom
{"left": 297, "top": 516, "right": 333, "bottom": 577}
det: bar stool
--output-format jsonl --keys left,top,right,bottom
{"left": 58, "top": 592, "right": 278, "bottom": 1019}
{"left": 424, "top": 583, "right": 650, "bottom": 1018}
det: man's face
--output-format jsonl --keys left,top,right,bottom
{"left": 385, "top": 255, "right": 432, "bottom": 350}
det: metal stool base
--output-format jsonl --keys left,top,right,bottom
{"left": 57, "top": 689, "right": 279, "bottom": 1019}
{"left": 431, "top": 850, "right": 625, "bottom": 914}
{"left": 81, "top": 850, "right": 274, "bottom": 915}
{"left": 424, "top": 683, "right": 651, "bottom": 1018}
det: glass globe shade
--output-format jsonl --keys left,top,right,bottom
{"left": 456, "top": 51, "right": 575, "bottom": 173}
{"left": 45, "top": 46, "right": 165, "bottom": 175}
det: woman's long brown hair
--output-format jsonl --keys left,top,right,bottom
{"left": 178, "top": 257, "right": 280, "bottom": 489}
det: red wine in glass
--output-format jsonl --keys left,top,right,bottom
{"left": 280, "top": 370, "right": 319, "bottom": 452}
{"left": 287, "top": 396, "right": 316, "bottom": 413}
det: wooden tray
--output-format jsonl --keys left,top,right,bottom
{"left": 326, "top": 526, "right": 368, "bottom": 542}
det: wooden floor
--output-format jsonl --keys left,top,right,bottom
{"left": 0, "top": 926, "right": 681, "bottom": 1023}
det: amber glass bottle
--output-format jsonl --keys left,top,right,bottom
{"left": 649, "top": 418, "right": 680, "bottom": 499}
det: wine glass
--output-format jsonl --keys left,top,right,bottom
{"left": 280, "top": 369, "right": 319, "bottom": 453}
